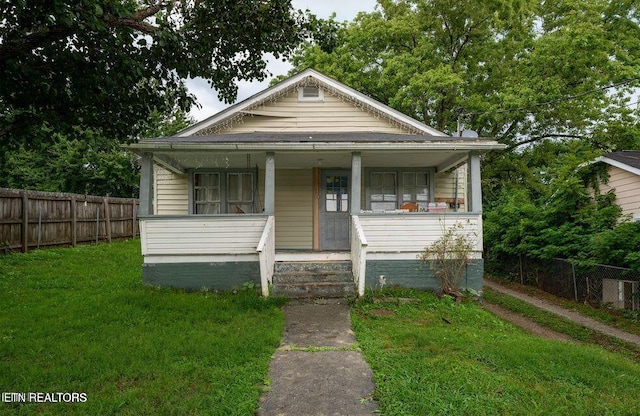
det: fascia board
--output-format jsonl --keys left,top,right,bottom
{"left": 596, "top": 156, "right": 640, "bottom": 177}
{"left": 129, "top": 141, "right": 506, "bottom": 152}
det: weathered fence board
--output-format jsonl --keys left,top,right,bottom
{"left": 0, "top": 188, "right": 139, "bottom": 252}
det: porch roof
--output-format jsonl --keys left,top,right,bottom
{"left": 129, "top": 132, "right": 504, "bottom": 150}
{"left": 128, "top": 133, "right": 505, "bottom": 173}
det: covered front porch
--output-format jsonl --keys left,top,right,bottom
{"left": 139, "top": 210, "right": 483, "bottom": 296}
{"left": 134, "top": 136, "right": 489, "bottom": 296}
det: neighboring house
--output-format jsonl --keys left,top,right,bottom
{"left": 593, "top": 151, "right": 640, "bottom": 221}
{"left": 128, "top": 69, "right": 504, "bottom": 296}
{"left": 592, "top": 151, "right": 640, "bottom": 310}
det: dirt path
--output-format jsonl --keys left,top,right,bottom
{"left": 482, "top": 302, "right": 577, "bottom": 343}
{"left": 484, "top": 279, "right": 640, "bottom": 347}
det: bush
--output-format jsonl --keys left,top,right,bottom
{"left": 418, "top": 221, "right": 477, "bottom": 294}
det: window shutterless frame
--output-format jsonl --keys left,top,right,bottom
{"left": 188, "top": 168, "right": 258, "bottom": 214}
{"left": 364, "top": 167, "right": 435, "bottom": 210}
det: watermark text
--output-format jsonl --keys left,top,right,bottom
{"left": 2, "top": 392, "right": 87, "bottom": 403}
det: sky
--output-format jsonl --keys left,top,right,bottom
{"left": 185, "top": 0, "right": 378, "bottom": 122}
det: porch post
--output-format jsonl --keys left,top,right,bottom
{"left": 351, "top": 152, "right": 362, "bottom": 214}
{"left": 139, "top": 152, "right": 154, "bottom": 216}
{"left": 264, "top": 152, "right": 275, "bottom": 215}
{"left": 467, "top": 151, "right": 482, "bottom": 212}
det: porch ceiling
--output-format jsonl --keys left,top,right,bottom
{"left": 151, "top": 149, "right": 471, "bottom": 173}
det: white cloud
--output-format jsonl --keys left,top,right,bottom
{"left": 185, "top": 0, "right": 377, "bottom": 122}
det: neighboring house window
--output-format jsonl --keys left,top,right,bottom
{"left": 193, "top": 171, "right": 255, "bottom": 214}
{"left": 367, "top": 169, "right": 432, "bottom": 210}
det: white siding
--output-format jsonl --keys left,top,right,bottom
{"left": 435, "top": 165, "right": 466, "bottom": 211}
{"left": 275, "top": 169, "right": 313, "bottom": 249}
{"left": 600, "top": 166, "right": 640, "bottom": 218}
{"left": 154, "top": 165, "right": 189, "bottom": 215}
{"left": 358, "top": 213, "right": 482, "bottom": 253}
{"left": 140, "top": 216, "right": 268, "bottom": 255}
{"left": 218, "top": 90, "right": 410, "bottom": 134}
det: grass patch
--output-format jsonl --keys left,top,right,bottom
{"left": 484, "top": 287, "right": 640, "bottom": 360}
{"left": 352, "top": 289, "right": 640, "bottom": 416}
{"left": 0, "top": 240, "right": 285, "bottom": 415}
{"left": 486, "top": 277, "right": 640, "bottom": 336}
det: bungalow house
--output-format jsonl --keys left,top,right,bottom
{"left": 128, "top": 69, "right": 505, "bottom": 297}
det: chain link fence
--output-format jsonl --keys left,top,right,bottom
{"left": 492, "top": 256, "right": 640, "bottom": 311}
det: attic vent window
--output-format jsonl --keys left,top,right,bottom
{"left": 298, "top": 86, "right": 324, "bottom": 102}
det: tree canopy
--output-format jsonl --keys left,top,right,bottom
{"left": 0, "top": 0, "right": 312, "bottom": 148}
{"left": 285, "top": 0, "right": 639, "bottom": 146}
{"left": 1, "top": 0, "right": 317, "bottom": 196}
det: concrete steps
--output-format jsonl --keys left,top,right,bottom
{"left": 272, "top": 261, "right": 355, "bottom": 298}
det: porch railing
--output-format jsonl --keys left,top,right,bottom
{"left": 139, "top": 215, "right": 268, "bottom": 256}
{"left": 256, "top": 215, "right": 276, "bottom": 297}
{"left": 351, "top": 215, "right": 368, "bottom": 297}
{"left": 357, "top": 212, "right": 483, "bottom": 254}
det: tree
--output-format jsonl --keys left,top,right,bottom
{"left": 0, "top": 109, "right": 193, "bottom": 198}
{"left": 285, "top": 0, "right": 639, "bottom": 144}
{"left": 0, "top": 0, "right": 313, "bottom": 148}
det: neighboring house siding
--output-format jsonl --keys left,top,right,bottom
{"left": 434, "top": 166, "right": 467, "bottom": 211}
{"left": 218, "top": 91, "right": 411, "bottom": 134}
{"left": 600, "top": 166, "right": 640, "bottom": 218}
{"left": 154, "top": 166, "right": 188, "bottom": 215}
{"left": 275, "top": 169, "right": 313, "bottom": 249}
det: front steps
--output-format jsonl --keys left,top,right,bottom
{"left": 271, "top": 261, "right": 356, "bottom": 298}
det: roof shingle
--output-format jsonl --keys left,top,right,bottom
{"left": 604, "top": 151, "right": 640, "bottom": 170}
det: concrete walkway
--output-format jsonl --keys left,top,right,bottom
{"left": 484, "top": 279, "right": 640, "bottom": 346}
{"left": 258, "top": 299, "right": 378, "bottom": 416}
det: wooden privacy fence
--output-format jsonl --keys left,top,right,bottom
{"left": 0, "top": 188, "right": 139, "bottom": 252}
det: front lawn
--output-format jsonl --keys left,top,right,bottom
{"left": 0, "top": 240, "right": 285, "bottom": 415}
{"left": 352, "top": 290, "right": 640, "bottom": 416}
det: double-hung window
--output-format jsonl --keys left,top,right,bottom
{"left": 370, "top": 171, "right": 397, "bottom": 211}
{"left": 193, "top": 171, "right": 255, "bottom": 214}
{"left": 367, "top": 169, "right": 432, "bottom": 210}
{"left": 194, "top": 173, "right": 221, "bottom": 214}
{"left": 402, "top": 172, "right": 429, "bottom": 204}
{"left": 227, "top": 173, "right": 254, "bottom": 214}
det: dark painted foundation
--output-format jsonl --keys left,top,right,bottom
{"left": 142, "top": 258, "right": 484, "bottom": 294}
{"left": 142, "top": 261, "right": 260, "bottom": 291}
{"left": 364, "top": 259, "right": 484, "bottom": 292}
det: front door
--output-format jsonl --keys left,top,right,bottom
{"left": 320, "top": 170, "right": 350, "bottom": 250}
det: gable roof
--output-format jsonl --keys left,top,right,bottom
{"left": 595, "top": 151, "right": 640, "bottom": 176}
{"left": 177, "top": 68, "right": 447, "bottom": 137}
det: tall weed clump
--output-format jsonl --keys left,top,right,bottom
{"left": 418, "top": 220, "right": 477, "bottom": 296}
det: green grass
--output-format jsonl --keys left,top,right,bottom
{"left": 352, "top": 289, "right": 640, "bottom": 416}
{"left": 0, "top": 240, "right": 285, "bottom": 415}
{"left": 485, "top": 277, "right": 640, "bottom": 337}
{"left": 484, "top": 287, "right": 640, "bottom": 360}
